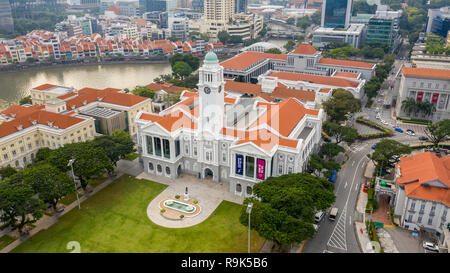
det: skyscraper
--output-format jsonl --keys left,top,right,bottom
{"left": 0, "top": 0, "right": 14, "bottom": 34}
{"left": 139, "top": 0, "right": 168, "bottom": 14}
{"left": 204, "top": 0, "right": 234, "bottom": 22}
{"left": 321, "top": 0, "right": 353, "bottom": 29}
{"left": 235, "top": 0, "right": 247, "bottom": 14}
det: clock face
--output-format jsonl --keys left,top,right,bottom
{"left": 204, "top": 87, "right": 211, "bottom": 94}
{"left": 218, "top": 85, "right": 222, "bottom": 93}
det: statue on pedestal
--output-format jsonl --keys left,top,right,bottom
{"left": 184, "top": 186, "right": 189, "bottom": 201}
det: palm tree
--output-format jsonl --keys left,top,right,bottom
{"left": 401, "top": 98, "right": 416, "bottom": 116}
{"left": 422, "top": 101, "right": 436, "bottom": 117}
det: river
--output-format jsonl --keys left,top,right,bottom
{"left": 0, "top": 62, "right": 172, "bottom": 111}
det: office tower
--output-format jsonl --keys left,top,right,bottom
{"left": 0, "top": 0, "right": 14, "bottom": 33}
{"left": 235, "top": 0, "right": 247, "bottom": 13}
{"left": 321, "top": 0, "right": 353, "bottom": 29}
{"left": 139, "top": 0, "right": 168, "bottom": 14}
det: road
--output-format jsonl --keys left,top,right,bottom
{"left": 303, "top": 38, "right": 425, "bottom": 253}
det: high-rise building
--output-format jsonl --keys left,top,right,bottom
{"left": 366, "top": 16, "right": 401, "bottom": 53}
{"left": 204, "top": 0, "right": 235, "bottom": 22}
{"left": 192, "top": 0, "right": 203, "bottom": 11}
{"left": 235, "top": 0, "right": 247, "bottom": 14}
{"left": 139, "top": 0, "right": 167, "bottom": 13}
{"left": 321, "top": 0, "right": 353, "bottom": 29}
{"left": 0, "top": 0, "right": 14, "bottom": 34}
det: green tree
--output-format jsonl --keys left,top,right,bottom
{"left": 309, "top": 154, "right": 324, "bottom": 176}
{"left": 424, "top": 119, "right": 450, "bottom": 148}
{"left": 265, "top": 48, "right": 282, "bottom": 54}
{"left": 239, "top": 173, "right": 335, "bottom": 248}
{"left": 35, "top": 147, "right": 53, "bottom": 162}
{"left": 218, "top": 31, "right": 231, "bottom": 44}
{"left": 286, "top": 17, "right": 295, "bottom": 25}
{"left": 19, "top": 95, "right": 32, "bottom": 105}
{"left": 92, "top": 130, "right": 135, "bottom": 166}
{"left": 320, "top": 143, "right": 345, "bottom": 160}
{"left": 284, "top": 40, "right": 296, "bottom": 52}
{"left": 0, "top": 179, "right": 46, "bottom": 234}
{"left": 322, "top": 89, "right": 361, "bottom": 123}
{"left": 369, "top": 139, "right": 412, "bottom": 171}
{"left": 131, "top": 86, "right": 155, "bottom": 99}
{"left": 22, "top": 164, "right": 75, "bottom": 211}
{"left": 229, "top": 35, "right": 243, "bottom": 44}
{"left": 172, "top": 61, "right": 192, "bottom": 80}
{"left": 0, "top": 166, "right": 17, "bottom": 180}
{"left": 322, "top": 122, "right": 359, "bottom": 145}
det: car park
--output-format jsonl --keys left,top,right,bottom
{"left": 422, "top": 241, "right": 439, "bottom": 252}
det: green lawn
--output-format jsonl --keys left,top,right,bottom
{"left": 12, "top": 174, "right": 264, "bottom": 253}
{"left": 0, "top": 235, "right": 16, "bottom": 249}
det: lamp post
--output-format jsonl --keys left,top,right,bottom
{"left": 246, "top": 203, "right": 253, "bottom": 254}
{"left": 68, "top": 159, "right": 80, "bottom": 210}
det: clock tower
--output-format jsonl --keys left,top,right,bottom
{"left": 197, "top": 51, "right": 225, "bottom": 137}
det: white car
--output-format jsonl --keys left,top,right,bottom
{"left": 406, "top": 129, "right": 416, "bottom": 136}
{"left": 381, "top": 120, "right": 388, "bottom": 125}
{"left": 423, "top": 241, "right": 439, "bottom": 252}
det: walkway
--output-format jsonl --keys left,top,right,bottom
{"left": 139, "top": 172, "right": 244, "bottom": 228}
{"left": 371, "top": 195, "right": 393, "bottom": 226}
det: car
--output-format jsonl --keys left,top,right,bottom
{"left": 313, "top": 224, "right": 319, "bottom": 231}
{"left": 315, "top": 211, "right": 325, "bottom": 223}
{"left": 375, "top": 107, "right": 380, "bottom": 112}
{"left": 381, "top": 120, "right": 388, "bottom": 125}
{"left": 422, "top": 241, "right": 439, "bottom": 252}
{"left": 394, "top": 127, "right": 404, "bottom": 133}
{"left": 406, "top": 130, "right": 416, "bottom": 136}
{"left": 371, "top": 145, "right": 376, "bottom": 150}
{"left": 376, "top": 114, "right": 381, "bottom": 120}
{"left": 419, "top": 136, "right": 428, "bottom": 141}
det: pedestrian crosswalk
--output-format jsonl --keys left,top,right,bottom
{"left": 327, "top": 206, "right": 347, "bottom": 251}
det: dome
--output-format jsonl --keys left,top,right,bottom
{"left": 204, "top": 51, "right": 218, "bottom": 63}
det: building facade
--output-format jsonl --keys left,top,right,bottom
{"left": 312, "top": 24, "right": 365, "bottom": 49}
{"left": 393, "top": 152, "right": 449, "bottom": 244}
{"left": 136, "top": 52, "right": 324, "bottom": 196}
{"left": 395, "top": 67, "right": 450, "bottom": 122}
{"left": 0, "top": 0, "right": 14, "bottom": 34}
{"left": 366, "top": 16, "right": 401, "bottom": 53}
{"left": 321, "top": 0, "right": 352, "bottom": 29}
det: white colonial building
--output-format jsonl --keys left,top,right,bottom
{"left": 395, "top": 67, "right": 450, "bottom": 122}
{"left": 135, "top": 51, "right": 324, "bottom": 196}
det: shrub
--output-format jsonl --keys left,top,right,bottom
{"left": 193, "top": 200, "right": 198, "bottom": 204}
{"left": 180, "top": 215, "right": 184, "bottom": 219}
{"left": 175, "top": 195, "right": 180, "bottom": 199}
{"left": 160, "top": 209, "right": 166, "bottom": 213}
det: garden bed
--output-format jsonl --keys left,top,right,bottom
{"left": 356, "top": 117, "right": 393, "bottom": 140}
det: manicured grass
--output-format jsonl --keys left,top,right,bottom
{"left": 60, "top": 192, "right": 84, "bottom": 206}
{"left": 0, "top": 235, "right": 16, "bottom": 249}
{"left": 12, "top": 174, "right": 264, "bottom": 253}
{"left": 123, "top": 152, "right": 139, "bottom": 161}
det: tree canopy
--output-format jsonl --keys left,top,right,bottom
{"left": 323, "top": 89, "right": 361, "bottom": 123}
{"left": 172, "top": 61, "right": 193, "bottom": 80}
{"left": 322, "top": 121, "right": 359, "bottom": 145}
{"left": 131, "top": 86, "right": 155, "bottom": 99}
{"left": 239, "top": 173, "right": 335, "bottom": 247}
{"left": 265, "top": 48, "right": 282, "bottom": 54}
{"left": 424, "top": 119, "right": 450, "bottom": 148}
{"left": 369, "top": 139, "right": 412, "bottom": 171}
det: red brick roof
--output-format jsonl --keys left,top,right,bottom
{"left": 224, "top": 81, "right": 274, "bottom": 102}
{"left": 319, "top": 58, "right": 375, "bottom": 69}
{"left": 64, "top": 88, "right": 149, "bottom": 109}
{"left": 269, "top": 71, "right": 360, "bottom": 88}
{"left": 397, "top": 152, "right": 450, "bottom": 206}
{"left": 221, "top": 128, "right": 298, "bottom": 152}
{"left": 271, "top": 85, "right": 316, "bottom": 102}
{"left": 334, "top": 72, "right": 359, "bottom": 79}
{"left": 402, "top": 67, "right": 450, "bottom": 80}
{"left": 292, "top": 43, "right": 317, "bottom": 55}
{"left": 220, "top": 52, "right": 287, "bottom": 70}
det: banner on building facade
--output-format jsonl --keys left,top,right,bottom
{"left": 257, "top": 159, "right": 265, "bottom": 180}
{"left": 236, "top": 154, "right": 243, "bottom": 175}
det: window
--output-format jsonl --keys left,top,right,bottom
{"left": 418, "top": 215, "right": 422, "bottom": 223}
{"left": 278, "top": 164, "right": 283, "bottom": 175}
{"left": 166, "top": 167, "right": 171, "bottom": 175}
{"left": 154, "top": 137, "right": 162, "bottom": 156}
{"left": 163, "top": 139, "right": 170, "bottom": 159}
{"left": 146, "top": 136, "right": 153, "bottom": 155}
{"left": 193, "top": 146, "right": 197, "bottom": 156}
{"left": 246, "top": 186, "right": 252, "bottom": 195}
{"left": 222, "top": 152, "right": 226, "bottom": 162}
{"left": 431, "top": 204, "right": 436, "bottom": 212}
{"left": 407, "top": 214, "right": 413, "bottom": 222}
{"left": 12, "top": 150, "right": 16, "bottom": 156}
{"left": 148, "top": 162, "right": 154, "bottom": 171}
{"left": 157, "top": 164, "right": 162, "bottom": 173}
{"left": 245, "top": 156, "right": 255, "bottom": 178}
{"left": 236, "top": 184, "right": 242, "bottom": 192}
{"left": 175, "top": 139, "right": 180, "bottom": 157}
{"left": 28, "top": 144, "right": 32, "bottom": 150}
{"left": 428, "top": 217, "right": 433, "bottom": 225}
{"left": 185, "top": 144, "right": 189, "bottom": 155}
{"left": 410, "top": 201, "right": 416, "bottom": 210}
{"left": 288, "top": 166, "right": 293, "bottom": 174}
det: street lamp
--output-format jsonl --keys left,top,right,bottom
{"left": 246, "top": 203, "right": 253, "bottom": 254}
{"left": 68, "top": 159, "right": 80, "bottom": 210}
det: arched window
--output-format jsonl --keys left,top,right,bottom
{"left": 246, "top": 186, "right": 252, "bottom": 195}
{"left": 157, "top": 164, "right": 162, "bottom": 173}
{"left": 148, "top": 162, "right": 154, "bottom": 171}
{"left": 166, "top": 166, "right": 171, "bottom": 175}
{"left": 236, "top": 184, "right": 242, "bottom": 192}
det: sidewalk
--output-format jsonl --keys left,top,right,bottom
{"left": 0, "top": 171, "right": 123, "bottom": 253}
{"left": 355, "top": 221, "right": 375, "bottom": 253}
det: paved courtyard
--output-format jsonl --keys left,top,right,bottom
{"left": 384, "top": 227, "right": 424, "bottom": 253}
{"left": 371, "top": 195, "right": 393, "bottom": 226}
{"left": 138, "top": 172, "right": 244, "bottom": 228}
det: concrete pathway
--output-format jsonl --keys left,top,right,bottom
{"left": 139, "top": 172, "right": 244, "bottom": 228}
{"left": 355, "top": 221, "right": 375, "bottom": 253}
{"left": 376, "top": 228, "right": 399, "bottom": 253}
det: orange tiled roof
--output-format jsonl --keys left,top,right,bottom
{"left": 397, "top": 152, "right": 450, "bottom": 206}
{"left": 334, "top": 72, "right": 359, "bottom": 79}
{"left": 402, "top": 67, "right": 450, "bottom": 80}
{"left": 271, "top": 85, "right": 316, "bottom": 102}
{"left": 224, "top": 81, "right": 274, "bottom": 102}
{"left": 269, "top": 71, "right": 360, "bottom": 88}
{"left": 318, "top": 58, "right": 375, "bottom": 69}
{"left": 221, "top": 128, "right": 298, "bottom": 152}
{"left": 220, "top": 52, "right": 287, "bottom": 70}
{"left": 32, "top": 83, "right": 57, "bottom": 91}
{"left": 146, "top": 82, "right": 187, "bottom": 94}
{"left": 64, "top": 87, "right": 149, "bottom": 108}
{"left": 140, "top": 110, "right": 197, "bottom": 132}
{"left": 292, "top": 43, "right": 317, "bottom": 55}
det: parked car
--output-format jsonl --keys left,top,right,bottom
{"left": 422, "top": 241, "right": 439, "bottom": 252}
{"left": 329, "top": 208, "right": 339, "bottom": 221}
{"left": 315, "top": 211, "right": 325, "bottom": 223}
{"left": 371, "top": 145, "right": 376, "bottom": 150}
{"left": 394, "top": 127, "right": 404, "bottom": 133}
{"left": 381, "top": 120, "right": 388, "bottom": 125}
{"left": 406, "top": 129, "right": 415, "bottom": 136}
{"left": 419, "top": 136, "right": 428, "bottom": 141}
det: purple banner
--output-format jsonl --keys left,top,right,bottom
{"left": 236, "top": 154, "right": 243, "bottom": 175}
{"left": 257, "top": 159, "right": 265, "bottom": 180}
